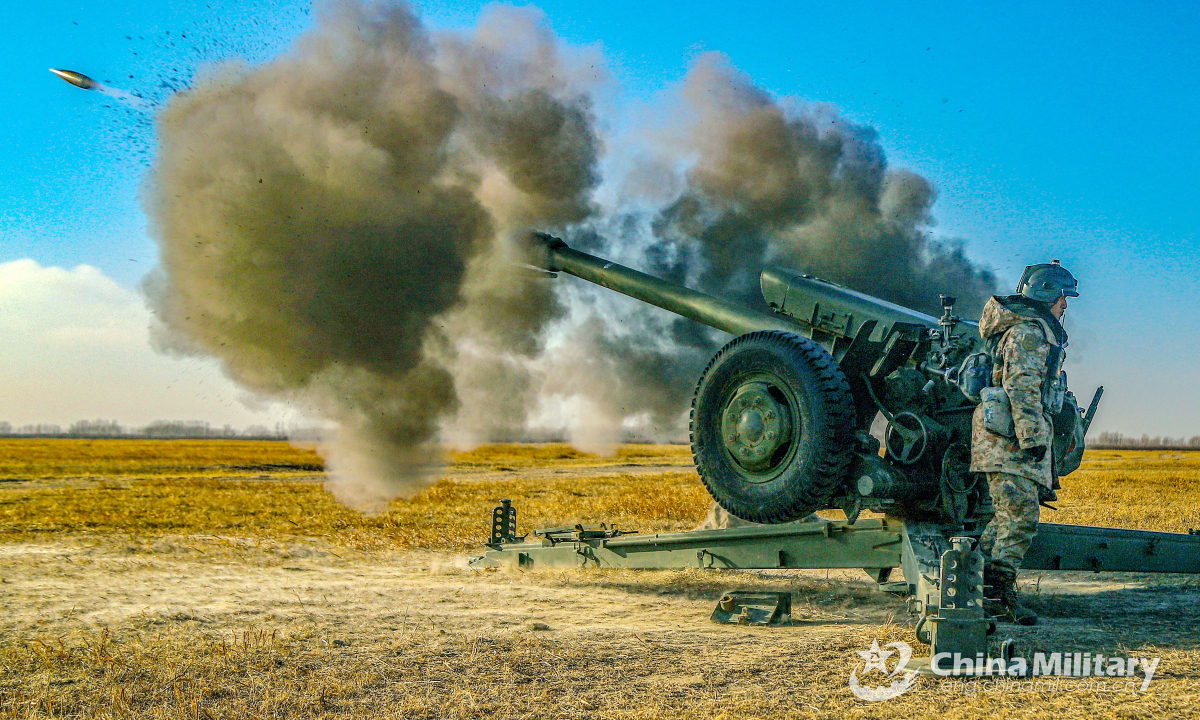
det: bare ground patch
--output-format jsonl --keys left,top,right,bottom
{"left": 2, "top": 537, "right": 1199, "bottom": 718}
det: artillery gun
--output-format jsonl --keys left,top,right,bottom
{"left": 473, "top": 231, "right": 1200, "bottom": 674}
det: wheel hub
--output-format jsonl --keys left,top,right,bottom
{"left": 721, "top": 382, "right": 792, "bottom": 472}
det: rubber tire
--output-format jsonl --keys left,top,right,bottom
{"left": 690, "top": 330, "right": 857, "bottom": 523}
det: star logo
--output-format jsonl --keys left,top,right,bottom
{"left": 849, "top": 638, "right": 920, "bottom": 701}
{"left": 857, "top": 638, "right": 896, "bottom": 675}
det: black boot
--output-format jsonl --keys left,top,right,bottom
{"left": 983, "top": 563, "right": 1038, "bottom": 626}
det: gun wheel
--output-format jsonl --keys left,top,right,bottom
{"left": 691, "top": 330, "right": 856, "bottom": 523}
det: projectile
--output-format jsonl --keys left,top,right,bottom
{"left": 50, "top": 68, "right": 98, "bottom": 90}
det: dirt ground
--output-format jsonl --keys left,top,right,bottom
{"left": 2, "top": 447, "right": 1200, "bottom": 718}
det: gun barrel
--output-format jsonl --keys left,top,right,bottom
{"left": 530, "top": 232, "right": 800, "bottom": 336}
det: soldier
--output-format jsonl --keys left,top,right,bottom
{"left": 971, "top": 260, "right": 1079, "bottom": 625}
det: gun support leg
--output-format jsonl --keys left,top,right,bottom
{"left": 471, "top": 502, "right": 1200, "bottom": 676}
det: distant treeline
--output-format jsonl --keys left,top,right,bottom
{"left": 0, "top": 419, "right": 326, "bottom": 441}
{"left": 1089, "top": 431, "right": 1200, "bottom": 450}
{"left": 4, "top": 421, "right": 1197, "bottom": 449}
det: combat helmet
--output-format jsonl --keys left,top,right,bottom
{"left": 1016, "top": 260, "right": 1079, "bottom": 303}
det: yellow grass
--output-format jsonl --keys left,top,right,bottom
{"left": 2, "top": 441, "right": 1199, "bottom": 718}
{"left": 0, "top": 439, "right": 692, "bottom": 481}
{"left": 1, "top": 442, "right": 1197, "bottom": 551}
{"left": 1049, "top": 449, "right": 1200, "bottom": 532}
{"left": 0, "top": 439, "right": 324, "bottom": 480}
{"left": 0, "top": 440, "right": 708, "bottom": 550}
{"left": 0, "top": 472, "right": 712, "bottom": 551}
{"left": 448, "top": 442, "right": 693, "bottom": 469}
{"left": 2, "top": 625, "right": 1195, "bottom": 720}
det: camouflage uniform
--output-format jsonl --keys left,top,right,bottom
{"left": 970, "top": 296, "right": 1067, "bottom": 573}
{"left": 977, "top": 473, "right": 1041, "bottom": 573}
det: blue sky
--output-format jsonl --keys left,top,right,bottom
{"left": 2, "top": 0, "right": 1198, "bottom": 435}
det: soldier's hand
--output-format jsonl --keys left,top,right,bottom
{"left": 1024, "top": 445, "right": 1047, "bottom": 462}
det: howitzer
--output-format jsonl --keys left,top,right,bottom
{"left": 531, "top": 231, "right": 1007, "bottom": 526}
{"left": 472, "top": 233, "right": 1200, "bottom": 675}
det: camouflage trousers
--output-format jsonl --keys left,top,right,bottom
{"left": 978, "top": 472, "right": 1041, "bottom": 573}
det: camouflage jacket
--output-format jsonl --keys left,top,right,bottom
{"left": 969, "top": 296, "right": 1067, "bottom": 488}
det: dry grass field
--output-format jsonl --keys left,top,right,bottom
{"left": 1, "top": 441, "right": 1199, "bottom": 718}
{"left": 0, "top": 440, "right": 706, "bottom": 551}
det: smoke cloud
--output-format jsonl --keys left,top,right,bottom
{"left": 146, "top": 1, "right": 599, "bottom": 511}
{"left": 539, "top": 55, "right": 997, "bottom": 446}
{"left": 645, "top": 54, "right": 999, "bottom": 312}
{"left": 146, "top": 1, "right": 997, "bottom": 510}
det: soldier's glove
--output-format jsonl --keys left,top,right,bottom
{"left": 1023, "top": 445, "right": 1047, "bottom": 462}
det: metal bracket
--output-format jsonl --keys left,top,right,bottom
{"left": 533, "top": 523, "right": 628, "bottom": 542}
{"left": 489, "top": 499, "right": 522, "bottom": 546}
{"left": 710, "top": 590, "right": 792, "bottom": 626}
{"left": 904, "top": 536, "right": 997, "bottom": 676}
